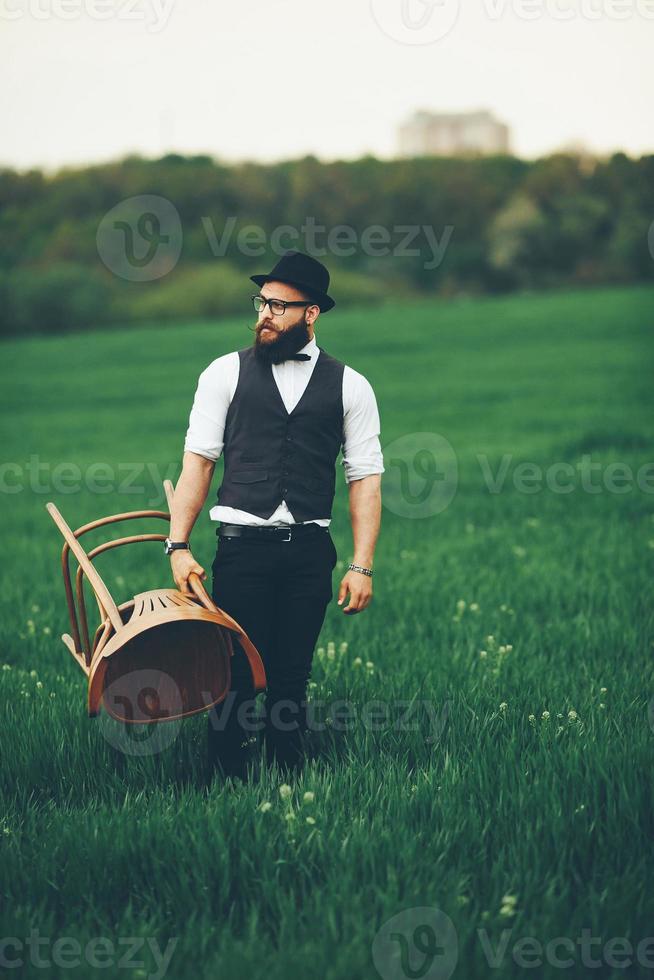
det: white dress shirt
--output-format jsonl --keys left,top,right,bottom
{"left": 184, "top": 334, "right": 385, "bottom": 527}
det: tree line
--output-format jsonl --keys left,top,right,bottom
{"left": 0, "top": 150, "right": 652, "bottom": 336}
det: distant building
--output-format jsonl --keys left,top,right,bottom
{"left": 398, "top": 109, "right": 511, "bottom": 158}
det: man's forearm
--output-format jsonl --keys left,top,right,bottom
{"left": 348, "top": 474, "right": 381, "bottom": 567}
{"left": 170, "top": 451, "right": 216, "bottom": 541}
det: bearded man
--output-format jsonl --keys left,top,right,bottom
{"left": 167, "top": 250, "right": 384, "bottom": 780}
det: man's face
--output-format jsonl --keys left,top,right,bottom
{"left": 253, "top": 281, "right": 318, "bottom": 365}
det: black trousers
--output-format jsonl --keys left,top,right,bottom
{"left": 207, "top": 525, "right": 338, "bottom": 778}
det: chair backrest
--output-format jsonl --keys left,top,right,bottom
{"left": 46, "top": 501, "right": 172, "bottom": 667}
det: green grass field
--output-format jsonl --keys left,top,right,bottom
{"left": 1, "top": 283, "right": 654, "bottom": 979}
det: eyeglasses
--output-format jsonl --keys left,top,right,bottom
{"left": 252, "top": 295, "right": 312, "bottom": 316}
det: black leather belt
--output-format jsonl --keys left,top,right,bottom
{"left": 216, "top": 522, "right": 329, "bottom": 543}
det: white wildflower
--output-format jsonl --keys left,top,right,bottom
{"left": 499, "top": 894, "right": 518, "bottom": 918}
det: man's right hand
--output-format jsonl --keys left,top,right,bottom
{"left": 170, "top": 549, "right": 207, "bottom": 595}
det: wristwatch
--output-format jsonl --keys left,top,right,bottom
{"left": 164, "top": 538, "right": 189, "bottom": 556}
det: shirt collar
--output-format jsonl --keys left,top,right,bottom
{"left": 296, "top": 335, "right": 318, "bottom": 358}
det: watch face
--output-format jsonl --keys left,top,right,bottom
{"left": 165, "top": 539, "right": 186, "bottom": 554}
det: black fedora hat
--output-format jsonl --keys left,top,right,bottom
{"left": 250, "top": 250, "right": 336, "bottom": 312}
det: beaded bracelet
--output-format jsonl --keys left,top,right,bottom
{"left": 348, "top": 562, "right": 373, "bottom": 577}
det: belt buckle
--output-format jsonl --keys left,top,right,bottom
{"left": 277, "top": 526, "right": 292, "bottom": 543}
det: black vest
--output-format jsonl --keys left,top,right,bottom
{"left": 215, "top": 345, "right": 346, "bottom": 521}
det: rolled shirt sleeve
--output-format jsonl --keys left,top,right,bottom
{"left": 341, "top": 367, "right": 385, "bottom": 484}
{"left": 183, "top": 353, "right": 237, "bottom": 462}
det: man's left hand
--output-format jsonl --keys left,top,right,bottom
{"left": 337, "top": 570, "right": 373, "bottom": 615}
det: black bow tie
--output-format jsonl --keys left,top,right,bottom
{"left": 287, "top": 353, "right": 311, "bottom": 361}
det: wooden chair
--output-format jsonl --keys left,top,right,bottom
{"left": 46, "top": 479, "right": 266, "bottom": 724}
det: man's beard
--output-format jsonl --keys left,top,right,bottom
{"left": 252, "top": 314, "right": 311, "bottom": 365}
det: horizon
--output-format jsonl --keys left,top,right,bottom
{"left": 1, "top": 141, "right": 650, "bottom": 180}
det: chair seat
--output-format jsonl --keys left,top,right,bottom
{"left": 129, "top": 588, "right": 207, "bottom": 619}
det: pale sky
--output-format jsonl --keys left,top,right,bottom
{"left": 1, "top": 0, "right": 653, "bottom": 172}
